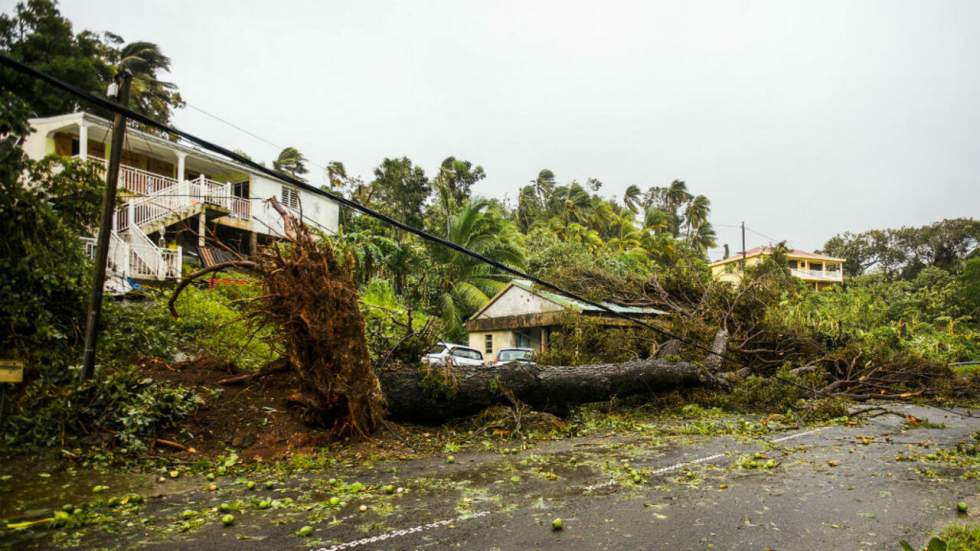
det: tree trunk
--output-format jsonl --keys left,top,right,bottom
{"left": 378, "top": 358, "right": 716, "bottom": 422}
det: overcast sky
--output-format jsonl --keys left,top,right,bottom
{"left": 13, "top": 0, "right": 979, "bottom": 257}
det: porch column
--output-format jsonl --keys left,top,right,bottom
{"left": 78, "top": 122, "right": 88, "bottom": 160}
{"left": 175, "top": 151, "right": 187, "bottom": 183}
{"left": 249, "top": 231, "right": 258, "bottom": 255}
{"left": 198, "top": 210, "right": 206, "bottom": 250}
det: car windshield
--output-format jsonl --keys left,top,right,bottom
{"left": 497, "top": 349, "right": 532, "bottom": 362}
{"left": 451, "top": 348, "right": 483, "bottom": 360}
{"left": 426, "top": 345, "right": 446, "bottom": 355}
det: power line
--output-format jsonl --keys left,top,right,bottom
{"left": 1, "top": 53, "right": 745, "bottom": 367}
{"left": 744, "top": 225, "right": 783, "bottom": 245}
{"left": 184, "top": 102, "right": 334, "bottom": 175}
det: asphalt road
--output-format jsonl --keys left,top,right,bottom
{"left": 297, "top": 404, "right": 979, "bottom": 551}
{"left": 5, "top": 404, "right": 978, "bottom": 550}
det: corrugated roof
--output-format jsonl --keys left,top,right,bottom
{"left": 509, "top": 279, "right": 665, "bottom": 316}
{"left": 710, "top": 246, "right": 845, "bottom": 266}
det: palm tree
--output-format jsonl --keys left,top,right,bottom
{"left": 273, "top": 147, "right": 309, "bottom": 180}
{"left": 623, "top": 185, "right": 642, "bottom": 213}
{"left": 643, "top": 207, "right": 672, "bottom": 234}
{"left": 688, "top": 221, "right": 718, "bottom": 253}
{"left": 430, "top": 200, "right": 526, "bottom": 337}
{"left": 683, "top": 194, "right": 711, "bottom": 237}
{"left": 665, "top": 180, "right": 692, "bottom": 209}
{"left": 664, "top": 180, "right": 692, "bottom": 236}
{"left": 114, "top": 41, "right": 183, "bottom": 124}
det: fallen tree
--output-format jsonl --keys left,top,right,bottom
{"left": 166, "top": 201, "right": 738, "bottom": 430}
{"left": 378, "top": 357, "right": 725, "bottom": 422}
{"left": 169, "top": 199, "right": 385, "bottom": 439}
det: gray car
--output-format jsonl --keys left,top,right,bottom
{"left": 492, "top": 347, "right": 536, "bottom": 367}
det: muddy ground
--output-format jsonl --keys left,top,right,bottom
{"left": 2, "top": 403, "right": 978, "bottom": 550}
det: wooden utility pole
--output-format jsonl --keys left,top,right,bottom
{"left": 81, "top": 70, "right": 132, "bottom": 381}
{"left": 740, "top": 221, "right": 747, "bottom": 271}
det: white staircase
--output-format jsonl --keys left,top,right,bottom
{"left": 80, "top": 159, "right": 251, "bottom": 281}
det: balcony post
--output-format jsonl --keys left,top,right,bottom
{"left": 198, "top": 210, "right": 206, "bottom": 250}
{"left": 176, "top": 151, "right": 186, "bottom": 183}
{"left": 78, "top": 121, "right": 88, "bottom": 160}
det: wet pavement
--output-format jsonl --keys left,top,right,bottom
{"left": 2, "top": 404, "right": 978, "bottom": 550}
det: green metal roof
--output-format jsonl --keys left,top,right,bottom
{"left": 509, "top": 279, "right": 665, "bottom": 316}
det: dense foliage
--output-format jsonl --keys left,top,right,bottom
{"left": 0, "top": 93, "right": 101, "bottom": 362}
{"left": 820, "top": 218, "right": 978, "bottom": 278}
{"left": 0, "top": 0, "right": 183, "bottom": 123}
{"left": 1, "top": 2, "right": 977, "bottom": 455}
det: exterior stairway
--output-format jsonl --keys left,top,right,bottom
{"left": 80, "top": 159, "right": 250, "bottom": 281}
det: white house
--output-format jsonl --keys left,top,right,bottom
{"left": 464, "top": 280, "right": 664, "bottom": 363}
{"left": 23, "top": 112, "right": 339, "bottom": 280}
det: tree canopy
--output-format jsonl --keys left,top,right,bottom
{"left": 0, "top": 0, "right": 184, "bottom": 123}
{"left": 821, "top": 218, "right": 979, "bottom": 279}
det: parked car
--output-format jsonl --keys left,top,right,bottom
{"left": 492, "top": 347, "right": 536, "bottom": 367}
{"left": 422, "top": 342, "right": 485, "bottom": 367}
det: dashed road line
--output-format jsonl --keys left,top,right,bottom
{"left": 316, "top": 511, "right": 491, "bottom": 551}
{"left": 319, "top": 426, "right": 833, "bottom": 549}
{"left": 583, "top": 426, "right": 831, "bottom": 491}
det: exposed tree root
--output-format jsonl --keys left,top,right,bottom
{"left": 170, "top": 199, "right": 385, "bottom": 439}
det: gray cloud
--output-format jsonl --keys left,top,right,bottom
{"left": 17, "top": 0, "right": 980, "bottom": 257}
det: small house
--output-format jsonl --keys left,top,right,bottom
{"left": 464, "top": 279, "right": 664, "bottom": 362}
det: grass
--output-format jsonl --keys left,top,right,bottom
{"left": 940, "top": 522, "right": 980, "bottom": 551}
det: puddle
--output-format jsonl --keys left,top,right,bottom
{"left": 0, "top": 453, "right": 198, "bottom": 521}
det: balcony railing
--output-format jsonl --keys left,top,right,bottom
{"left": 789, "top": 268, "right": 843, "bottom": 281}
{"left": 76, "top": 155, "right": 250, "bottom": 220}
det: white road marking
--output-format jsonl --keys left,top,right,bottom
{"left": 769, "top": 426, "right": 829, "bottom": 443}
{"left": 316, "top": 511, "right": 491, "bottom": 551}
{"left": 583, "top": 425, "right": 831, "bottom": 491}
{"left": 319, "top": 425, "right": 833, "bottom": 549}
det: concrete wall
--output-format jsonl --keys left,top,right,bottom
{"left": 467, "top": 330, "right": 516, "bottom": 363}
{"left": 246, "top": 174, "right": 339, "bottom": 237}
{"left": 467, "top": 327, "right": 549, "bottom": 362}
{"left": 477, "top": 286, "right": 562, "bottom": 319}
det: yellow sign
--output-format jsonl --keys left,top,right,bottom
{"left": 0, "top": 360, "right": 24, "bottom": 383}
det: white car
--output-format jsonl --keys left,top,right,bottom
{"left": 422, "top": 342, "right": 485, "bottom": 367}
{"left": 492, "top": 347, "right": 536, "bottom": 367}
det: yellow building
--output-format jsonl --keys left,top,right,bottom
{"left": 709, "top": 247, "right": 845, "bottom": 290}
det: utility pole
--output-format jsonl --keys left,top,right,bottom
{"left": 740, "top": 221, "right": 747, "bottom": 271}
{"left": 81, "top": 70, "right": 132, "bottom": 381}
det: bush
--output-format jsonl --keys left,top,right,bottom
{"left": 3, "top": 364, "right": 202, "bottom": 452}
{"left": 537, "top": 313, "right": 654, "bottom": 366}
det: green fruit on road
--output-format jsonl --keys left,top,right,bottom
{"left": 206, "top": 473, "right": 215, "bottom": 481}
{"left": 552, "top": 518, "right": 563, "bottom": 531}
{"left": 180, "top": 510, "right": 196, "bottom": 520}
{"left": 446, "top": 455, "right": 456, "bottom": 464}
{"left": 221, "top": 514, "right": 235, "bottom": 526}
{"left": 958, "top": 502, "right": 969, "bottom": 513}
{"left": 329, "top": 497, "right": 340, "bottom": 506}
{"left": 383, "top": 484, "right": 396, "bottom": 494}
{"left": 264, "top": 481, "right": 274, "bottom": 489}
{"left": 258, "top": 500, "right": 271, "bottom": 509}
{"left": 297, "top": 525, "right": 313, "bottom": 537}
{"left": 245, "top": 481, "right": 256, "bottom": 490}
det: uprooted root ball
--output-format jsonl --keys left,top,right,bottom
{"left": 170, "top": 199, "right": 385, "bottom": 439}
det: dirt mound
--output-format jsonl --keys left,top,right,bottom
{"left": 140, "top": 356, "right": 331, "bottom": 460}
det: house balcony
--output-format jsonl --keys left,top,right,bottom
{"left": 77, "top": 155, "right": 251, "bottom": 220}
{"left": 789, "top": 267, "right": 843, "bottom": 282}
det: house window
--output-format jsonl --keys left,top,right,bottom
{"left": 484, "top": 334, "right": 493, "bottom": 354}
{"left": 281, "top": 186, "right": 301, "bottom": 210}
{"left": 516, "top": 332, "right": 531, "bottom": 348}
